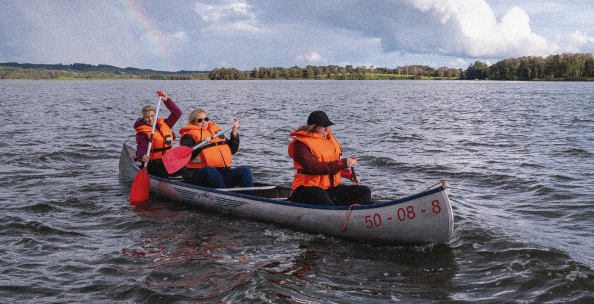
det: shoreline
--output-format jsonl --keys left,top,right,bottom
{"left": 2, "top": 78, "right": 593, "bottom": 81}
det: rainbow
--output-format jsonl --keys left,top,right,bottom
{"left": 112, "top": 0, "right": 177, "bottom": 71}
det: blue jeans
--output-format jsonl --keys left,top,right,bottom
{"left": 191, "top": 166, "right": 253, "bottom": 189}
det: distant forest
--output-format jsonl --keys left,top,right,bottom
{"left": 465, "top": 53, "right": 594, "bottom": 80}
{"left": 1, "top": 52, "right": 593, "bottom": 81}
{"left": 0, "top": 62, "right": 209, "bottom": 80}
{"left": 209, "top": 53, "right": 594, "bottom": 81}
{"left": 208, "top": 64, "right": 460, "bottom": 80}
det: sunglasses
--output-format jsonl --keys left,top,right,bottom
{"left": 196, "top": 117, "right": 209, "bottom": 123}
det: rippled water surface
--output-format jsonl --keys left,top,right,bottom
{"left": 1, "top": 80, "right": 593, "bottom": 303}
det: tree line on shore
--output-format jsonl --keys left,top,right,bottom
{"left": 1, "top": 52, "right": 593, "bottom": 81}
{"left": 464, "top": 53, "right": 594, "bottom": 80}
{"left": 208, "top": 64, "right": 462, "bottom": 80}
{"left": 0, "top": 62, "right": 209, "bottom": 80}
{"left": 209, "top": 53, "right": 594, "bottom": 81}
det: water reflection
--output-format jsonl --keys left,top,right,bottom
{"left": 115, "top": 198, "right": 460, "bottom": 302}
{"left": 261, "top": 242, "right": 458, "bottom": 302}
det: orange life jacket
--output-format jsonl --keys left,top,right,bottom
{"left": 288, "top": 129, "right": 342, "bottom": 190}
{"left": 135, "top": 117, "right": 173, "bottom": 160}
{"left": 179, "top": 122, "right": 233, "bottom": 169}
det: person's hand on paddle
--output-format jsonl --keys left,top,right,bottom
{"left": 141, "top": 155, "right": 151, "bottom": 163}
{"left": 157, "top": 90, "right": 168, "bottom": 101}
{"left": 232, "top": 119, "right": 240, "bottom": 135}
{"left": 346, "top": 157, "right": 357, "bottom": 168}
{"left": 346, "top": 157, "right": 360, "bottom": 185}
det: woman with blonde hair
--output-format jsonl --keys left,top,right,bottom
{"left": 178, "top": 108, "right": 252, "bottom": 189}
{"left": 134, "top": 91, "right": 182, "bottom": 177}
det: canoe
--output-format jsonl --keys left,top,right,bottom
{"left": 119, "top": 142, "right": 454, "bottom": 245}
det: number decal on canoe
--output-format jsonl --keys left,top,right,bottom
{"left": 397, "top": 208, "right": 406, "bottom": 221}
{"left": 407, "top": 206, "right": 415, "bottom": 219}
{"left": 374, "top": 214, "right": 381, "bottom": 226}
{"left": 397, "top": 206, "right": 415, "bottom": 221}
{"left": 432, "top": 200, "right": 441, "bottom": 214}
{"left": 365, "top": 214, "right": 382, "bottom": 228}
{"left": 365, "top": 200, "right": 441, "bottom": 228}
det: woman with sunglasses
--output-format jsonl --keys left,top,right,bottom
{"left": 178, "top": 108, "right": 253, "bottom": 190}
{"left": 134, "top": 91, "right": 182, "bottom": 177}
{"left": 287, "top": 110, "right": 371, "bottom": 206}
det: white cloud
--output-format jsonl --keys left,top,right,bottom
{"left": 555, "top": 31, "right": 594, "bottom": 53}
{"left": 252, "top": 1, "right": 573, "bottom": 64}
{"left": 407, "top": 1, "right": 557, "bottom": 57}
{"left": 267, "top": 0, "right": 570, "bottom": 60}
{"left": 194, "top": 0, "right": 266, "bottom": 35}
{"left": 169, "top": 31, "right": 187, "bottom": 40}
{"left": 195, "top": 1, "right": 251, "bottom": 21}
{"left": 306, "top": 52, "right": 322, "bottom": 63}
{"left": 297, "top": 52, "right": 326, "bottom": 64}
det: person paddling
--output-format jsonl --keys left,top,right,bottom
{"left": 288, "top": 110, "right": 371, "bottom": 206}
{"left": 178, "top": 108, "right": 253, "bottom": 190}
{"left": 134, "top": 91, "right": 182, "bottom": 177}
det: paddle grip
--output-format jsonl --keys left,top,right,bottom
{"left": 351, "top": 157, "right": 357, "bottom": 182}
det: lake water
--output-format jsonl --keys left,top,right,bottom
{"left": 1, "top": 79, "right": 593, "bottom": 303}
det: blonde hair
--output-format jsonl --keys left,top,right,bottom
{"left": 141, "top": 105, "right": 156, "bottom": 117}
{"left": 294, "top": 124, "right": 317, "bottom": 133}
{"left": 188, "top": 107, "right": 207, "bottom": 125}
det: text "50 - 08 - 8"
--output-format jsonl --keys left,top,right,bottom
{"left": 365, "top": 200, "right": 441, "bottom": 228}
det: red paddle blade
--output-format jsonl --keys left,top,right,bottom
{"left": 129, "top": 167, "right": 150, "bottom": 203}
{"left": 162, "top": 146, "right": 193, "bottom": 174}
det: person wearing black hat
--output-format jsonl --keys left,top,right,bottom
{"left": 287, "top": 111, "right": 372, "bottom": 206}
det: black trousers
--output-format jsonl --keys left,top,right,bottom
{"left": 140, "top": 159, "right": 169, "bottom": 178}
{"left": 289, "top": 184, "right": 372, "bottom": 206}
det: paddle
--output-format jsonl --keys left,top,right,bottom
{"left": 162, "top": 125, "right": 235, "bottom": 174}
{"left": 350, "top": 157, "right": 358, "bottom": 184}
{"left": 129, "top": 93, "right": 162, "bottom": 203}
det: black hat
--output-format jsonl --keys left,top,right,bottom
{"left": 307, "top": 110, "right": 334, "bottom": 127}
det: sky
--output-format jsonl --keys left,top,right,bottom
{"left": 1, "top": 0, "right": 593, "bottom": 72}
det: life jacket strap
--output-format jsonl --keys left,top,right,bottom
{"left": 196, "top": 140, "right": 229, "bottom": 153}
{"left": 151, "top": 146, "right": 172, "bottom": 153}
{"left": 329, "top": 170, "right": 339, "bottom": 186}
{"left": 296, "top": 169, "right": 340, "bottom": 176}
{"left": 296, "top": 169, "right": 340, "bottom": 187}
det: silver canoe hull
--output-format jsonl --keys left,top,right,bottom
{"left": 119, "top": 143, "right": 454, "bottom": 245}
